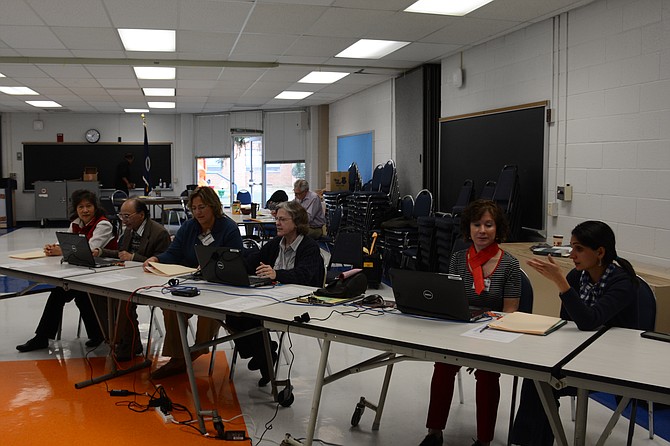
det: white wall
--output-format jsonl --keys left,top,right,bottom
{"left": 441, "top": 0, "right": 670, "bottom": 268}
{"left": 328, "top": 80, "right": 395, "bottom": 181}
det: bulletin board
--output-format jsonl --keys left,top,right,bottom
{"left": 337, "top": 131, "right": 373, "bottom": 183}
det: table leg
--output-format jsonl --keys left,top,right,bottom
{"left": 304, "top": 338, "right": 331, "bottom": 446}
{"left": 534, "top": 380, "right": 568, "bottom": 446}
{"left": 574, "top": 388, "right": 589, "bottom": 446}
{"left": 176, "top": 312, "right": 207, "bottom": 434}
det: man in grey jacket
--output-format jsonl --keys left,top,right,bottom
{"left": 101, "top": 198, "right": 171, "bottom": 361}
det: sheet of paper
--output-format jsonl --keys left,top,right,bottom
{"left": 0, "top": 260, "right": 47, "bottom": 268}
{"left": 269, "top": 284, "right": 314, "bottom": 301}
{"left": 9, "top": 250, "right": 47, "bottom": 260}
{"left": 76, "top": 273, "right": 140, "bottom": 285}
{"left": 210, "top": 296, "right": 270, "bottom": 312}
{"left": 461, "top": 323, "right": 522, "bottom": 343}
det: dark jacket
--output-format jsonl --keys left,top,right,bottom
{"left": 559, "top": 266, "right": 638, "bottom": 330}
{"left": 158, "top": 216, "right": 243, "bottom": 267}
{"left": 100, "top": 217, "right": 171, "bottom": 261}
{"left": 247, "top": 235, "right": 324, "bottom": 287}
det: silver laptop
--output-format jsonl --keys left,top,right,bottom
{"left": 390, "top": 268, "right": 487, "bottom": 322}
{"left": 55, "top": 232, "right": 119, "bottom": 268}
{"left": 195, "top": 245, "right": 273, "bottom": 287}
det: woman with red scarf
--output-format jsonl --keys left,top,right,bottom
{"left": 16, "top": 189, "right": 117, "bottom": 352}
{"left": 420, "top": 199, "right": 521, "bottom": 446}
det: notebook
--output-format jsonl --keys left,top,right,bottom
{"left": 55, "top": 232, "right": 119, "bottom": 268}
{"left": 195, "top": 245, "right": 273, "bottom": 287}
{"left": 390, "top": 268, "right": 487, "bottom": 322}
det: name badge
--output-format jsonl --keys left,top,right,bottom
{"left": 199, "top": 233, "right": 215, "bottom": 246}
{"left": 471, "top": 278, "right": 492, "bottom": 292}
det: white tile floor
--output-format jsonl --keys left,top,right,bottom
{"left": 2, "top": 228, "right": 669, "bottom": 446}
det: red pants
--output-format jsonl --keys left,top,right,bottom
{"left": 426, "top": 362, "right": 501, "bottom": 442}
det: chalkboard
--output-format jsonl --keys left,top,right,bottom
{"left": 439, "top": 105, "right": 545, "bottom": 230}
{"left": 23, "top": 143, "right": 172, "bottom": 191}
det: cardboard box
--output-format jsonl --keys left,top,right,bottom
{"left": 325, "top": 171, "right": 348, "bottom": 191}
{"left": 83, "top": 167, "right": 98, "bottom": 182}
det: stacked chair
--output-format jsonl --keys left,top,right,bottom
{"left": 345, "top": 159, "right": 399, "bottom": 248}
{"left": 491, "top": 164, "right": 521, "bottom": 241}
{"left": 323, "top": 162, "right": 362, "bottom": 228}
{"left": 382, "top": 189, "right": 433, "bottom": 270}
{"left": 435, "top": 179, "right": 475, "bottom": 272}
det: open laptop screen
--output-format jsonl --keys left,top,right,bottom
{"left": 55, "top": 232, "right": 117, "bottom": 268}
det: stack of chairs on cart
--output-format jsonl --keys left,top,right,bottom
{"left": 491, "top": 164, "right": 522, "bottom": 241}
{"left": 381, "top": 189, "right": 433, "bottom": 270}
{"left": 323, "top": 162, "right": 362, "bottom": 229}
{"left": 344, "top": 159, "right": 399, "bottom": 248}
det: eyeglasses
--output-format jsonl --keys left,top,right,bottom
{"left": 275, "top": 217, "right": 293, "bottom": 223}
{"left": 118, "top": 212, "right": 137, "bottom": 220}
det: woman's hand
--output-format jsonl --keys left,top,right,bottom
{"left": 256, "top": 262, "right": 277, "bottom": 280}
{"left": 44, "top": 243, "right": 61, "bottom": 257}
{"left": 143, "top": 256, "right": 159, "bottom": 272}
{"left": 526, "top": 255, "right": 571, "bottom": 293}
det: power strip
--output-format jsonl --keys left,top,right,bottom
{"left": 155, "top": 406, "right": 174, "bottom": 424}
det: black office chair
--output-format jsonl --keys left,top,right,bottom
{"left": 236, "top": 190, "right": 252, "bottom": 205}
{"left": 326, "top": 231, "right": 364, "bottom": 283}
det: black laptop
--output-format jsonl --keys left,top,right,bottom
{"left": 195, "top": 245, "right": 273, "bottom": 287}
{"left": 390, "top": 268, "right": 487, "bottom": 322}
{"left": 55, "top": 232, "right": 119, "bottom": 268}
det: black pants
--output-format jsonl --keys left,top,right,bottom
{"left": 225, "top": 315, "right": 268, "bottom": 359}
{"left": 511, "top": 378, "right": 577, "bottom": 446}
{"left": 35, "top": 287, "right": 104, "bottom": 341}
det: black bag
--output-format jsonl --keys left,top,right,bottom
{"left": 315, "top": 269, "right": 368, "bottom": 298}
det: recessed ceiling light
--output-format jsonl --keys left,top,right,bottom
{"left": 143, "top": 88, "right": 175, "bottom": 97}
{"left": 336, "top": 39, "right": 410, "bottom": 59}
{"left": 298, "top": 71, "right": 350, "bottom": 84}
{"left": 275, "top": 91, "right": 313, "bottom": 100}
{"left": 118, "top": 29, "right": 176, "bottom": 52}
{"left": 148, "top": 101, "right": 175, "bottom": 109}
{"left": 404, "top": 0, "right": 494, "bottom": 16}
{"left": 124, "top": 108, "right": 150, "bottom": 113}
{"left": 26, "top": 100, "right": 61, "bottom": 108}
{"left": 133, "top": 67, "right": 176, "bottom": 80}
{"left": 0, "top": 86, "right": 39, "bottom": 95}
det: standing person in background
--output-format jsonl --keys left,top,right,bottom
{"left": 115, "top": 152, "right": 135, "bottom": 194}
{"left": 510, "top": 220, "right": 639, "bottom": 446}
{"left": 100, "top": 198, "right": 171, "bottom": 361}
{"left": 143, "top": 186, "right": 244, "bottom": 380}
{"left": 293, "top": 179, "right": 325, "bottom": 239}
{"left": 419, "top": 199, "right": 520, "bottom": 446}
{"left": 16, "top": 190, "right": 117, "bottom": 352}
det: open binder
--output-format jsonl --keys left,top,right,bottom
{"left": 487, "top": 311, "right": 567, "bottom": 336}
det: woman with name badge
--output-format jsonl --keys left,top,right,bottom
{"left": 143, "top": 186, "right": 244, "bottom": 380}
{"left": 419, "top": 199, "right": 521, "bottom": 446}
{"left": 510, "top": 220, "right": 639, "bottom": 446}
{"left": 16, "top": 189, "right": 117, "bottom": 352}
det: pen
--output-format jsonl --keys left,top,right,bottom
{"left": 479, "top": 325, "right": 489, "bottom": 333}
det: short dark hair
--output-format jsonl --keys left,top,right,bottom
{"left": 188, "top": 186, "right": 223, "bottom": 218}
{"left": 69, "top": 189, "right": 104, "bottom": 221}
{"left": 460, "top": 199, "right": 510, "bottom": 243}
{"left": 277, "top": 201, "right": 309, "bottom": 236}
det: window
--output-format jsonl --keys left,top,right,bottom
{"left": 265, "top": 161, "right": 305, "bottom": 203}
{"left": 196, "top": 157, "right": 231, "bottom": 204}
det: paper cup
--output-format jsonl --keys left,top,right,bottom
{"left": 552, "top": 234, "right": 564, "bottom": 246}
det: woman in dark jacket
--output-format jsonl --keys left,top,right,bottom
{"left": 511, "top": 220, "right": 639, "bottom": 445}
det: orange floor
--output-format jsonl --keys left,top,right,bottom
{"left": 0, "top": 352, "right": 249, "bottom": 445}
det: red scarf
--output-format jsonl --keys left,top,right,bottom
{"left": 467, "top": 243, "right": 500, "bottom": 295}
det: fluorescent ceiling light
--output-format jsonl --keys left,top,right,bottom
{"left": 336, "top": 39, "right": 409, "bottom": 59}
{"left": 124, "top": 108, "right": 150, "bottom": 113}
{"left": 275, "top": 91, "right": 313, "bottom": 100}
{"left": 0, "top": 72, "right": 5, "bottom": 77}
{"left": 143, "top": 88, "right": 175, "bottom": 97}
{"left": 26, "top": 100, "right": 61, "bottom": 108}
{"left": 148, "top": 101, "right": 175, "bottom": 109}
{"left": 118, "top": 29, "right": 176, "bottom": 52}
{"left": 404, "top": 0, "right": 494, "bottom": 16}
{"left": 134, "top": 67, "right": 176, "bottom": 80}
{"left": 299, "top": 71, "right": 350, "bottom": 84}
{"left": 0, "top": 86, "right": 39, "bottom": 95}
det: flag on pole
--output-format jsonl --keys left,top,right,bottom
{"left": 141, "top": 114, "right": 151, "bottom": 195}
